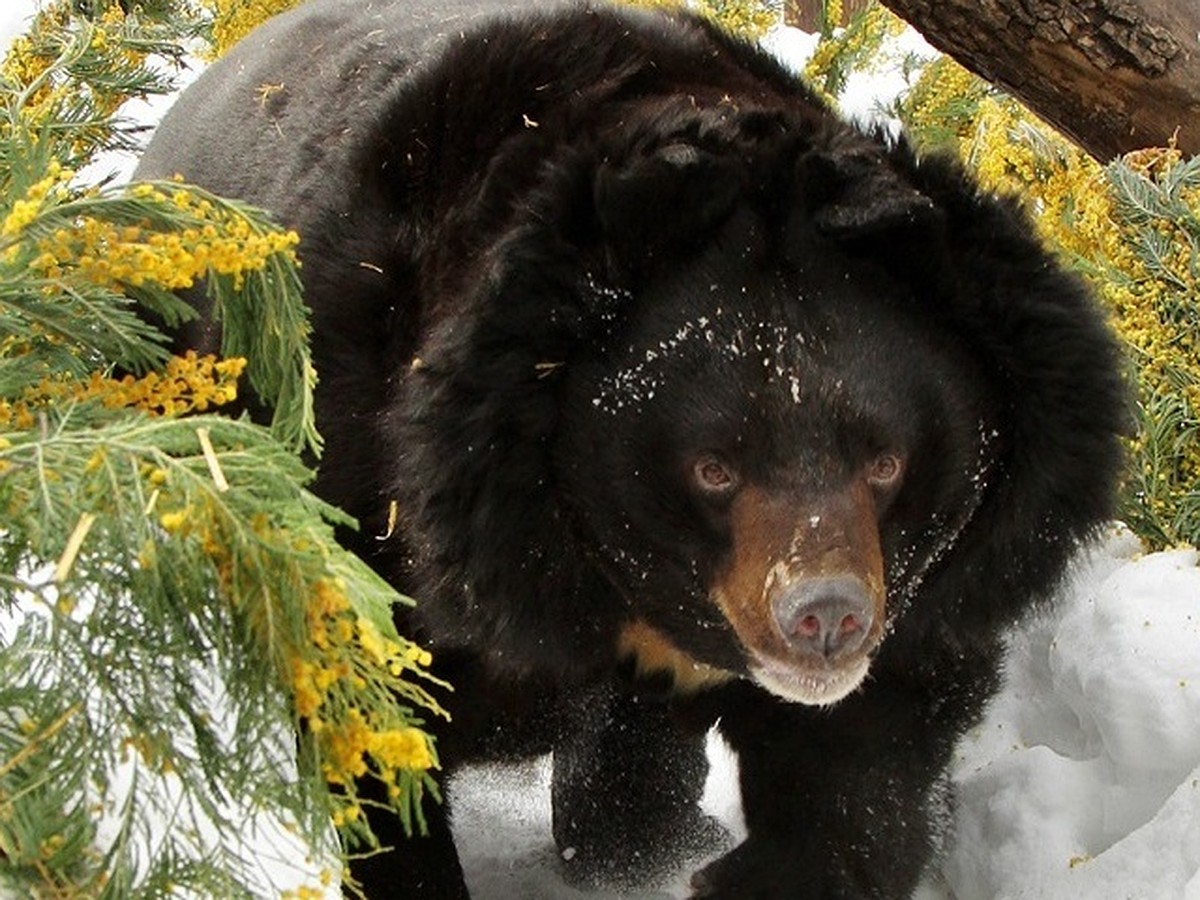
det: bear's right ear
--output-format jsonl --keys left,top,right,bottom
{"left": 796, "top": 145, "right": 941, "bottom": 240}
{"left": 593, "top": 143, "right": 743, "bottom": 278}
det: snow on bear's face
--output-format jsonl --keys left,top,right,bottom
{"left": 559, "top": 240, "right": 997, "bottom": 705}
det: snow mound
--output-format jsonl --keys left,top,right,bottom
{"left": 944, "top": 529, "right": 1200, "bottom": 900}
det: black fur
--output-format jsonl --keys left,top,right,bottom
{"left": 137, "top": 1, "right": 1127, "bottom": 897}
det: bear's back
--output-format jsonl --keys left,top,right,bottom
{"left": 136, "top": 0, "right": 570, "bottom": 218}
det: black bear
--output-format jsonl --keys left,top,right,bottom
{"left": 136, "top": 0, "right": 1127, "bottom": 897}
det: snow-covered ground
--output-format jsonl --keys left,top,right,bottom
{"left": 3, "top": 4, "right": 1199, "bottom": 898}
{"left": 449, "top": 526, "right": 1200, "bottom": 900}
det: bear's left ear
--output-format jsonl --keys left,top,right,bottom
{"left": 797, "top": 145, "right": 941, "bottom": 240}
{"left": 594, "top": 143, "right": 743, "bottom": 277}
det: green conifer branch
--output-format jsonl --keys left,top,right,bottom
{"left": 803, "top": 1, "right": 902, "bottom": 106}
{"left": 1, "top": 3, "right": 441, "bottom": 895}
{"left": 2, "top": 404, "right": 443, "bottom": 895}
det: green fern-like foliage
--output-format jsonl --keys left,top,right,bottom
{"left": 801, "top": 0, "right": 904, "bottom": 104}
{"left": 1, "top": 3, "right": 443, "bottom": 896}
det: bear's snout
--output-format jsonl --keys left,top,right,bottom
{"left": 712, "top": 479, "right": 887, "bottom": 705}
{"left": 770, "top": 574, "right": 874, "bottom": 662}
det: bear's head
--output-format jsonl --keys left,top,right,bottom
{"left": 390, "top": 100, "right": 1125, "bottom": 705}
{"left": 555, "top": 181, "right": 994, "bottom": 704}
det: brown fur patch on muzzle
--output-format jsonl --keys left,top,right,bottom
{"left": 712, "top": 480, "right": 886, "bottom": 705}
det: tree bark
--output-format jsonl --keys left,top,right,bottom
{"left": 871, "top": 0, "right": 1200, "bottom": 160}
{"left": 784, "top": 0, "right": 871, "bottom": 33}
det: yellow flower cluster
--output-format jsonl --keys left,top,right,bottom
{"left": 18, "top": 183, "right": 300, "bottom": 292}
{"left": 1, "top": 4, "right": 435, "bottom": 889}
{"left": 120, "top": 434, "right": 441, "bottom": 841}
{"left": 902, "top": 57, "right": 988, "bottom": 143}
{"left": 280, "top": 885, "right": 326, "bottom": 900}
{"left": 1, "top": 161, "right": 74, "bottom": 238}
{"left": 320, "top": 709, "right": 434, "bottom": 783}
{"left": 333, "top": 716, "right": 430, "bottom": 782}
{"left": 1, "top": 5, "right": 146, "bottom": 137}
{"left": 619, "top": 0, "right": 778, "bottom": 40}
{"left": 146, "top": 491, "right": 442, "bottom": 827}
{"left": 202, "top": 0, "right": 305, "bottom": 58}
{"left": 289, "top": 578, "right": 437, "bottom": 808}
{"left": 121, "top": 352, "right": 246, "bottom": 415}
{"left": 279, "top": 869, "right": 334, "bottom": 900}
{"left": 706, "top": 0, "right": 779, "bottom": 39}
{"left": 0, "top": 352, "right": 247, "bottom": 430}
{"left": 801, "top": 2, "right": 906, "bottom": 106}
{"left": 1099, "top": 149, "right": 1200, "bottom": 501}
{"left": 962, "top": 97, "right": 1101, "bottom": 248}
{"left": 1, "top": 31, "right": 55, "bottom": 99}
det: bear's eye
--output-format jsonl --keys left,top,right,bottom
{"left": 867, "top": 453, "right": 903, "bottom": 489}
{"left": 693, "top": 456, "right": 738, "bottom": 495}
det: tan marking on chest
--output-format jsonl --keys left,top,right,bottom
{"left": 617, "top": 620, "right": 736, "bottom": 693}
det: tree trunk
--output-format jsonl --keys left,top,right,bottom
{"left": 784, "top": 0, "right": 871, "bottom": 33}
{"left": 873, "top": 0, "right": 1200, "bottom": 160}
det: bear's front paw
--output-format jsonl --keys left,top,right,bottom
{"left": 560, "top": 808, "right": 730, "bottom": 891}
{"left": 688, "top": 837, "right": 877, "bottom": 900}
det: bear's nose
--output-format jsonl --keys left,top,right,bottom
{"left": 771, "top": 575, "right": 874, "bottom": 660}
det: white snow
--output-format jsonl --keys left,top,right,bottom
{"left": 3, "top": 5, "right": 1199, "bottom": 898}
{"left": 0, "top": 6, "right": 31, "bottom": 49}
{"left": 447, "top": 528, "right": 1200, "bottom": 900}
{"left": 939, "top": 531, "right": 1200, "bottom": 900}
